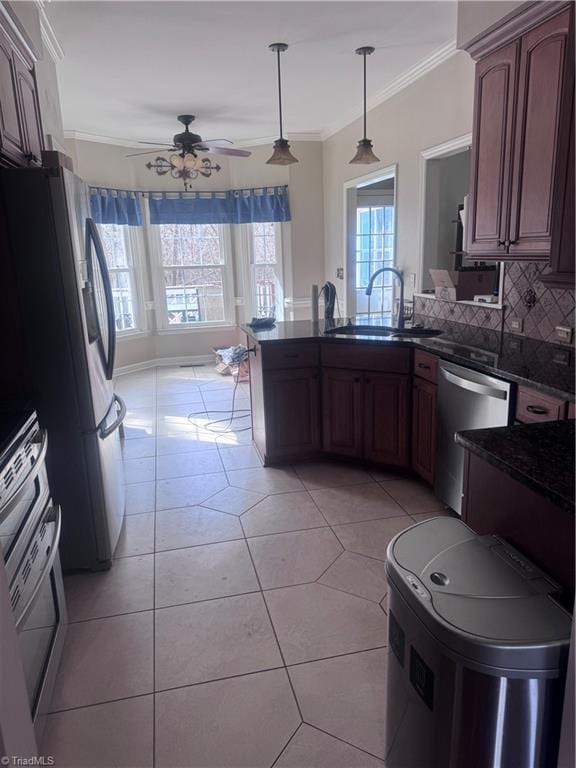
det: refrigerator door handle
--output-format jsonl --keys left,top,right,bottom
{"left": 85, "top": 217, "right": 116, "bottom": 379}
{"left": 99, "top": 394, "right": 126, "bottom": 439}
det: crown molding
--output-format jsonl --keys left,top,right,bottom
{"left": 321, "top": 39, "right": 458, "bottom": 141}
{"left": 36, "top": 1, "right": 64, "bottom": 62}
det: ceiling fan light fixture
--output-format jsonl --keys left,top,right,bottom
{"left": 350, "top": 138, "right": 380, "bottom": 165}
{"left": 349, "top": 45, "right": 379, "bottom": 166}
{"left": 266, "top": 137, "right": 299, "bottom": 166}
{"left": 268, "top": 42, "right": 298, "bottom": 166}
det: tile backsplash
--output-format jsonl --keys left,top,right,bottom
{"left": 415, "top": 262, "right": 574, "bottom": 345}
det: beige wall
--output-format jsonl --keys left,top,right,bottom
{"left": 456, "top": 0, "right": 527, "bottom": 49}
{"left": 66, "top": 137, "right": 324, "bottom": 369}
{"left": 322, "top": 50, "right": 475, "bottom": 311}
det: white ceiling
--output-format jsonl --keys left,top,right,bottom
{"left": 46, "top": 1, "right": 457, "bottom": 146}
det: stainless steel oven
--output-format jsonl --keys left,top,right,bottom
{"left": 1, "top": 413, "right": 67, "bottom": 740}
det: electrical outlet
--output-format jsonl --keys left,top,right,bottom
{"left": 336, "top": 267, "right": 344, "bottom": 280}
{"left": 408, "top": 273, "right": 416, "bottom": 289}
{"left": 509, "top": 317, "right": 524, "bottom": 332}
{"left": 555, "top": 326, "right": 573, "bottom": 343}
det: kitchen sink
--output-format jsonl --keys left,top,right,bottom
{"left": 324, "top": 325, "right": 443, "bottom": 338}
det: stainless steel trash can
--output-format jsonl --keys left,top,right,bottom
{"left": 384, "top": 517, "right": 571, "bottom": 768}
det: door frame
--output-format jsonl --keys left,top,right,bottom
{"left": 342, "top": 164, "right": 397, "bottom": 318}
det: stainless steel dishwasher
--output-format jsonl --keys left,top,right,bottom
{"left": 435, "top": 360, "right": 512, "bottom": 514}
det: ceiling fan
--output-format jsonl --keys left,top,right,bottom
{"left": 127, "top": 114, "right": 251, "bottom": 189}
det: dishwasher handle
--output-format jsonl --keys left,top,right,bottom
{"left": 440, "top": 367, "right": 508, "bottom": 400}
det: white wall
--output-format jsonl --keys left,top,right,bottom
{"left": 322, "top": 50, "right": 476, "bottom": 312}
{"left": 65, "top": 137, "right": 324, "bottom": 369}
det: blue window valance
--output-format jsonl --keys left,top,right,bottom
{"left": 148, "top": 185, "right": 291, "bottom": 225}
{"left": 90, "top": 187, "right": 143, "bottom": 226}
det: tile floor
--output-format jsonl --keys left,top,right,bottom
{"left": 42, "top": 365, "right": 451, "bottom": 768}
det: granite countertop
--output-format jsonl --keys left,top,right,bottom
{"left": 455, "top": 420, "right": 575, "bottom": 513}
{"left": 242, "top": 319, "right": 574, "bottom": 400}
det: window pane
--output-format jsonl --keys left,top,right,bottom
{"left": 253, "top": 222, "right": 276, "bottom": 264}
{"left": 98, "top": 225, "right": 137, "bottom": 331}
{"left": 254, "top": 265, "right": 277, "bottom": 317}
{"left": 354, "top": 204, "right": 395, "bottom": 321}
{"left": 109, "top": 270, "right": 135, "bottom": 331}
{"left": 99, "top": 224, "right": 128, "bottom": 268}
{"left": 159, "top": 224, "right": 223, "bottom": 267}
{"left": 164, "top": 267, "right": 225, "bottom": 324}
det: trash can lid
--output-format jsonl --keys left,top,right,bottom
{"left": 386, "top": 517, "right": 572, "bottom": 672}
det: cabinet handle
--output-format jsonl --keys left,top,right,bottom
{"left": 417, "top": 363, "right": 430, "bottom": 370}
{"left": 526, "top": 405, "right": 548, "bottom": 415}
{"left": 497, "top": 240, "right": 506, "bottom": 247}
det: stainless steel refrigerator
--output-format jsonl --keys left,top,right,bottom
{"left": 1, "top": 152, "right": 125, "bottom": 571}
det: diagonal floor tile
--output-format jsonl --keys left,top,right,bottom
{"left": 155, "top": 593, "right": 282, "bottom": 690}
{"left": 123, "top": 456, "right": 155, "bottom": 485}
{"left": 156, "top": 433, "right": 221, "bottom": 455}
{"left": 41, "top": 696, "right": 154, "bottom": 768}
{"left": 155, "top": 540, "right": 259, "bottom": 608}
{"left": 319, "top": 551, "right": 388, "bottom": 603}
{"left": 411, "top": 509, "right": 452, "bottom": 523}
{"left": 201, "top": 485, "right": 266, "bottom": 516}
{"left": 248, "top": 528, "right": 342, "bottom": 589}
{"left": 125, "top": 481, "right": 155, "bottom": 515}
{"left": 293, "top": 462, "right": 372, "bottom": 490}
{"left": 264, "top": 583, "right": 388, "bottom": 664}
{"left": 332, "top": 516, "right": 414, "bottom": 561}
{"left": 121, "top": 437, "right": 156, "bottom": 459}
{"left": 241, "top": 491, "right": 327, "bottom": 537}
{"left": 156, "top": 472, "right": 228, "bottom": 510}
{"left": 114, "top": 512, "right": 155, "bottom": 558}
{"left": 156, "top": 449, "right": 223, "bottom": 480}
{"left": 288, "top": 649, "right": 388, "bottom": 759}
{"left": 228, "top": 466, "right": 305, "bottom": 494}
{"left": 379, "top": 478, "right": 446, "bottom": 515}
{"left": 155, "top": 506, "right": 243, "bottom": 551}
{"left": 218, "top": 444, "right": 262, "bottom": 471}
{"left": 65, "top": 555, "right": 154, "bottom": 622}
{"left": 155, "top": 669, "right": 300, "bottom": 768}
{"left": 275, "top": 724, "right": 385, "bottom": 768}
{"left": 309, "top": 483, "right": 407, "bottom": 525}
{"left": 50, "top": 612, "right": 153, "bottom": 712}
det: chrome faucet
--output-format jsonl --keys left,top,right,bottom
{"left": 365, "top": 267, "right": 405, "bottom": 329}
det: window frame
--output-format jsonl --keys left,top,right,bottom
{"left": 354, "top": 200, "right": 396, "bottom": 320}
{"left": 96, "top": 223, "right": 146, "bottom": 337}
{"left": 240, "top": 222, "right": 284, "bottom": 322}
{"left": 149, "top": 221, "right": 236, "bottom": 332}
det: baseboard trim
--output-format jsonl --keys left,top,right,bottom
{"left": 114, "top": 354, "right": 215, "bottom": 377}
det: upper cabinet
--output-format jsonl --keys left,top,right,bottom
{"left": 0, "top": 14, "right": 44, "bottom": 168}
{"left": 466, "top": 3, "right": 574, "bottom": 272}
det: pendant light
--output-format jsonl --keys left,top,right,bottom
{"left": 266, "top": 42, "right": 298, "bottom": 165}
{"left": 350, "top": 46, "right": 380, "bottom": 165}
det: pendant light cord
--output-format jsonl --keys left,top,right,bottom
{"left": 362, "top": 51, "right": 367, "bottom": 141}
{"left": 277, "top": 49, "right": 284, "bottom": 140}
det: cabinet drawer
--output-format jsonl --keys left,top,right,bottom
{"left": 516, "top": 387, "right": 567, "bottom": 423}
{"left": 262, "top": 343, "right": 319, "bottom": 370}
{"left": 414, "top": 350, "right": 438, "bottom": 384}
{"left": 321, "top": 343, "right": 411, "bottom": 374}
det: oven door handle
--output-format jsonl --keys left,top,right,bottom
{"left": 0, "top": 429, "right": 48, "bottom": 525}
{"left": 15, "top": 505, "right": 62, "bottom": 630}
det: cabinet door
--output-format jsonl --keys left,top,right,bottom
{"left": 0, "top": 27, "right": 26, "bottom": 166}
{"left": 264, "top": 368, "right": 321, "bottom": 461}
{"left": 467, "top": 41, "right": 519, "bottom": 258}
{"left": 412, "top": 378, "right": 437, "bottom": 484}
{"left": 13, "top": 54, "right": 43, "bottom": 164}
{"left": 322, "top": 368, "right": 363, "bottom": 458}
{"left": 508, "top": 7, "right": 572, "bottom": 258}
{"left": 363, "top": 373, "right": 410, "bottom": 467}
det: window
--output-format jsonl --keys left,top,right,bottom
{"left": 98, "top": 224, "right": 139, "bottom": 332}
{"left": 246, "top": 222, "right": 283, "bottom": 319}
{"left": 156, "top": 223, "right": 232, "bottom": 326}
{"left": 355, "top": 204, "right": 395, "bottom": 320}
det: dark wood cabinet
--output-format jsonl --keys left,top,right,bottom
{"left": 264, "top": 367, "right": 321, "bottom": 461}
{"left": 364, "top": 372, "right": 410, "bottom": 467}
{"left": 322, "top": 368, "right": 363, "bottom": 458}
{"left": 467, "top": 41, "right": 519, "bottom": 258}
{"left": 412, "top": 376, "right": 437, "bottom": 484}
{"left": 466, "top": 3, "right": 574, "bottom": 267}
{"left": 0, "top": 16, "right": 43, "bottom": 168}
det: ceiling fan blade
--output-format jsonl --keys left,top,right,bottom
{"left": 137, "top": 141, "right": 174, "bottom": 146}
{"left": 192, "top": 139, "right": 233, "bottom": 148}
{"left": 203, "top": 146, "right": 252, "bottom": 158}
{"left": 125, "top": 148, "right": 176, "bottom": 157}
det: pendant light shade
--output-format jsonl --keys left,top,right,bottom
{"left": 267, "top": 42, "right": 298, "bottom": 166}
{"left": 349, "top": 46, "right": 380, "bottom": 165}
